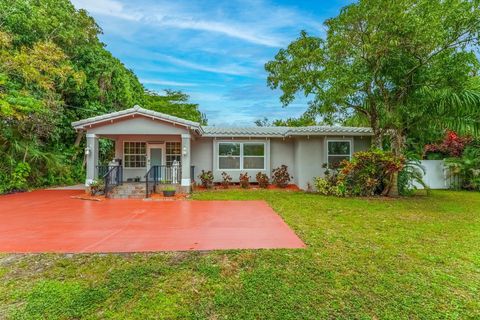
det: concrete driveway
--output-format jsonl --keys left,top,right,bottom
{"left": 0, "top": 190, "right": 305, "bottom": 253}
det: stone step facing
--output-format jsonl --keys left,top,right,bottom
{"left": 108, "top": 183, "right": 152, "bottom": 199}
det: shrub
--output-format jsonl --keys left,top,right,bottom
{"left": 313, "top": 164, "right": 345, "bottom": 196}
{"left": 272, "top": 165, "right": 292, "bottom": 188}
{"left": 239, "top": 173, "right": 250, "bottom": 189}
{"left": 424, "top": 130, "right": 472, "bottom": 159}
{"left": 221, "top": 171, "right": 232, "bottom": 188}
{"left": 398, "top": 160, "right": 429, "bottom": 196}
{"left": 198, "top": 170, "right": 214, "bottom": 188}
{"left": 255, "top": 172, "right": 269, "bottom": 188}
{"left": 445, "top": 138, "right": 480, "bottom": 191}
{"left": 10, "top": 162, "right": 31, "bottom": 192}
{"left": 338, "top": 149, "right": 405, "bottom": 196}
{"left": 89, "top": 179, "right": 104, "bottom": 196}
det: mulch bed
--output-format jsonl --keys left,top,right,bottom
{"left": 193, "top": 184, "right": 301, "bottom": 192}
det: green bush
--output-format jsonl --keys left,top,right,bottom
{"left": 446, "top": 138, "right": 480, "bottom": 191}
{"left": 198, "top": 170, "right": 214, "bottom": 188}
{"left": 314, "top": 150, "right": 406, "bottom": 197}
{"left": 255, "top": 172, "right": 269, "bottom": 188}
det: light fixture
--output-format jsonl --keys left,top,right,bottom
{"left": 182, "top": 146, "right": 187, "bottom": 156}
{"left": 85, "top": 146, "right": 91, "bottom": 155}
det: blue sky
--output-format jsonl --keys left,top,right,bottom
{"left": 71, "top": 0, "right": 351, "bottom": 125}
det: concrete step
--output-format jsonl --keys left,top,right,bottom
{"left": 108, "top": 183, "right": 152, "bottom": 199}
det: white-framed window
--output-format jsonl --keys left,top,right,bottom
{"left": 166, "top": 142, "right": 181, "bottom": 166}
{"left": 327, "top": 140, "right": 351, "bottom": 168}
{"left": 217, "top": 142, "right": 265, "bottom": 170}
{"left": 124, "top": 141, "right": 146, "bottom": 168}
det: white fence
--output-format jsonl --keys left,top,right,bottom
{"left": 412, "top": 160, "right": 451, "bottom": 190}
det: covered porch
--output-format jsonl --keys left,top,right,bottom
{"left": 72, "top": 106, "right": 203, "bottom": 195}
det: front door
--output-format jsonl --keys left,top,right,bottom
{"left": 147, "top": 144, "right": 165, "bottom": 171}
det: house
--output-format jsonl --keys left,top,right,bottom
{"left": 72, "top": 105, "right": 373, "bottom": 194}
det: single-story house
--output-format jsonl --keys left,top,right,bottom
{"left": 72, "top": 105, "right": 373, "bottom": 193}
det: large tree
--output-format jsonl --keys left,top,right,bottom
{"left": 144, "top": 90, "right": 207, "bottom": 125}
{"left": 265, "top": 0, "right": 480, "bottom": 153}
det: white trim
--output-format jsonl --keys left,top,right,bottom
{"left": 123, "top": 141, "right": 147, "bottom": 169}
{"left": 216, "top": 141, "right": 266, "bottom": 171}
{"left": 181, "top": 133, "right": 191, "bottom": 139}
{"left": 86, "top": 133, "right": 97, "bottom": 138}
{"left": 325, "top": 139, "right": 353, "bottom": 166}
{"left": 147, "top": 143, "right": 166, "bottom": 171}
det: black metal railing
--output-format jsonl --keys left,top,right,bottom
{"left": 96, "top": 165, "right": 123, "bottom": 197}
{"left": 145, "top": 165, "right": 182, "bottom": 198}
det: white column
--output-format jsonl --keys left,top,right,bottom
{"left": 181, "top": 133, "right": 191, "bottom": 187}
{"left": 85, "top": 133, "right": 99, "bottom": 186}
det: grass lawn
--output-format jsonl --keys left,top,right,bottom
{"left": 1, "top": 190, "right": 480, "bottom": 319}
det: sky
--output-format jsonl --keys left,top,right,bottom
{"left": 71, "top": 0, "right": 352, "bottom": 125}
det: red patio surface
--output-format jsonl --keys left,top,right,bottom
{"left": 0, "top": 190, "right": 305, "bottom": 253}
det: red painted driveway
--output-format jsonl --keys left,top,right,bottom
{"left": 0, "top": 190, "right": 305, "bottom": 253}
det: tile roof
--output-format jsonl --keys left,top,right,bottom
{"left": 72, "top": 106, "right": 373, "bottom": 137}
{"left": 202, "top": 126, "right": 373, "bottom": 137}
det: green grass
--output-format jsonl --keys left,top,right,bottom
{"left": 1, "top": 190, "right": 480, "bottom": 319}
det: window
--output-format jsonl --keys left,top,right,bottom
{"left": 124, "top": 142, "right": 146, "bottom": 168}
{"left": 166, "top": 142, "right": 181, "bottom": 166}
{"left": 218, "top": 142, "right": 241, "bottom": 169}
{"left": 327, "top": 140, "right": 351, "bottom": 168}
{"left": 218, "top": 142, "right": 265, "bottom": 170}
{"left": 243, "top": 143, "right": 265, "bottom": 169}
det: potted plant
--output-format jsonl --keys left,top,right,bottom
{"left": 162, "top": 185, "right": 176, "bottom": 197}
{"left": 89, "top": 179, "right": 104, "bottom": 196}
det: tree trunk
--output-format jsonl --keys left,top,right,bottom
{"left": 74, "top": 131, "right": 84, "bottom": 147}
{"left": 387, "top": 129, "right": 406, "bottom": 197}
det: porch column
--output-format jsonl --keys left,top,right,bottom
{"left": 85, "top": 133, "right": 99, "bottom": 186}
{"left": 181, "top": 133, "right": 191, "bottom": 187}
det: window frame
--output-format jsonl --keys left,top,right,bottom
{"left": 217, "top": 141, "right": 266, "bottom": 171}
{"left": 165, "top": 141, "right": 182, "bottom": 166}
{"left": 326, "top": 139, "right": 352, "bottom": 168}
{"left": 123, "top": 141, "right": 147, "bottom": 169}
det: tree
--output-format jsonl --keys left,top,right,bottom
{"left": 255, "top": 114, "right": 316, "bottom": 127}
{"left": 144, "top": 90, "right": 207, "bottom": 125}
{"left": 265, "top": 0, "right": 480, "bottom": 154}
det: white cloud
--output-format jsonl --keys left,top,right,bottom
{"left": 156, "top": 17, "right": 285, "bottom": 47}
{"left": 156, "top": 54, "right": 257, "bottom": 76}
{"left": 71, "top": 0, "right": 142, "bottom": 21}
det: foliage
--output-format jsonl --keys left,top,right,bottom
{"left": 88, "top": 179, "right": 103, "bottom": 196}
{"left": 255, "top": 172, "right": 269, "bottom": 188}
{"left": 163, "top": 185, "right": 176, "bottom": 192}
{"left": 271, "top": 165, "right": 292, "bottom": 188}
{"left": 198, "top": 170, "right": 214, "bottom": 189}
{"left": 239, "top": 173, "right": 250, "bottom": 189}
{"left": 445, "top": 139, "right": 480, "bottom": 191}
{"left": 144, "top": 90, "right": 207, "bottom": 124}
{"left": 255, "top": 114, "right": 316, "bottom": 127}
{"left": 398, "top": 160, "right": 429, "bottom": 196}
{"left": 265, "top": 0, "right": 480, "bottom": 152}
{"left": 338, "top": 150, "right": 405, "bottom": 196}
{"left": 424, "top": 130, "right": 472, "bottom": 159}
{"left": 313, "top": 164, "right": 345, "bottom": 196}
{"left": 9, "top": 162, "right": 31, "bottom": 192}
{"left": 220, "top": 171, "right": 232, "bottom": 189}
{"left": 0, "top": 0, "right": 206, "bottom": 193}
